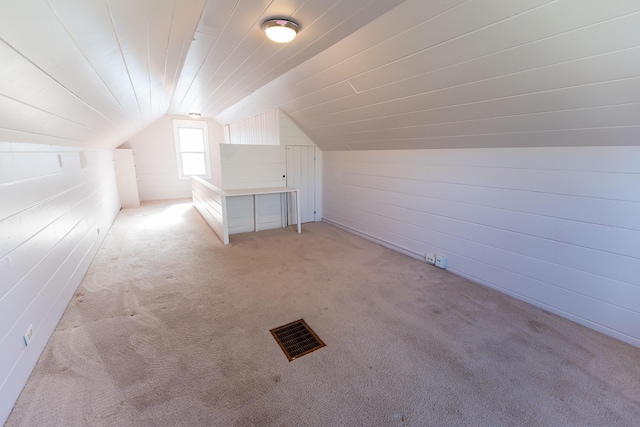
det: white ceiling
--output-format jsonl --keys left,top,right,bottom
{"left": 169, "top": 0, "right": 405, "bottom": 118}
{"left": 1, "top": 0, "right": 640, "bottom": 151}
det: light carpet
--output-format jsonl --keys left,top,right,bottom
{"left": 7, "top": 199, "right": 640, "bottom": 426}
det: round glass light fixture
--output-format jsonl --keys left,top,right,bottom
{"left": 188, "top": 112, "right": 201, "bottom": 119}
{"left": 262, "top": 18, "right": 299, "bottom": 43}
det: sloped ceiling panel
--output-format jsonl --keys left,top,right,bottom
{"left": 0, "top": 0, "right": 205, "bottom": 148}
{"left": 216, "top": 0, "right": 640, "bottom": 151}
{"left": 169, "top": 0, "right": 406, "bottom": 118}
{"left": 3, "top": 0, "right": 640, "bottom": 151}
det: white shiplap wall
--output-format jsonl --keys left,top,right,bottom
{"left": 191, "top": 177, "right": 227, "bottom": 244}
{"left": 122, "top": 115, "right": 224, "bottom": 200}
{"left": 0, "top": 142, "right": 120, "bottom": 424}
{"left": 220, "top": 144, "right": 286, "bottom": 190}
{"left": 219, "top": 144, "right": 287, "bottom": 234}
{"left": 227, "top": 108, "right": 279, "bottom": 145}
{"left": 323, "top": 146, "right": 640, "bottom": 347}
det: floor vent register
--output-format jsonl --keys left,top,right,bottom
{"left": 270, "top": 319, "right": 325, "bottom": 361}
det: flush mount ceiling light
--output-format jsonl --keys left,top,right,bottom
{"left": 188, "top": 112, "right": 201, "bottom": 119}
{"left": 262, "top": 18, "right": 299, "bottom": 43}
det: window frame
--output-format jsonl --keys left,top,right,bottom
{"left": 173, "top": 119, "right": 211, "bottom": 180}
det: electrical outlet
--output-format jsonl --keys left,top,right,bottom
{"left": 435, "top": 255, "right": 447, "bottom": 269}
{"left": 425, "top": 253, "right": 436, "bottom": 264}
{"left": 24, "top": 325, "right": 33, "bottom": 346}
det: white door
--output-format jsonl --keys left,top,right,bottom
{"left": 286, "top": 146, "right": 315, "bottom": 224}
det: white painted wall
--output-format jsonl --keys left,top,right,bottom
{"left": 121, "top": 115, "right": 224, "bottom": 201}
{"left": 323, "top": 146, "right": 640, "bottom": 347}
{"left": 0, "top": 142, "right": 120, "bottom": 424}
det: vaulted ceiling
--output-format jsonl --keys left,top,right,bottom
{"left": 2, "top": 0, "right": 639, "bottom": 151}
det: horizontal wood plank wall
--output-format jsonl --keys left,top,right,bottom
{"left": 323, "top": 146, "right": 640, "bottom": 347}
{"left": 220, "top": 145, "right": 287, "bottom": 233}
{"left": 191, "top": 177, "right": 227, "bottom": 244}
{"left": 0, "top": 142, "right": 120, "bottom": 424}
{"left": 220, "top": 144, "right": 286, "bottom": 190}
{"left": 226, "top": 196, "right": 255, "bottom": 235}
{"left": 191, "top": 177, "right": 285, "bottom": 243}
{"left": 255, "top": 194, "right": 284, "bottom": 231}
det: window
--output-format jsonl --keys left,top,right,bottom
{"left": 173, "top": 120, "right": 211, "bottom": 179}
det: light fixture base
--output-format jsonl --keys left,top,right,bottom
{"left": 262, "top": 18, "right": 299, "bottom": 43}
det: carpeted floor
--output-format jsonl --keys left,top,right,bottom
{"left": 6, "top": 200, "right": 640, "bottom": 426}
